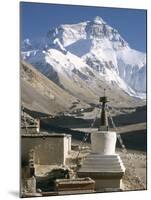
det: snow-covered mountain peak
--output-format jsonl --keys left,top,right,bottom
{"left": 23, "top": 38, "right": 31, "bottom": 46}
{"left": 21, "top": 38, "right": 33, "bottom": 51}
{"left": 21, "top": 16, "right": 146, "bottom": 99}
{"left": 93, "top": 16, "right": 106, "bottom": 24}
{"left": 46, "top": 16, "right": 129, "bottom": 51}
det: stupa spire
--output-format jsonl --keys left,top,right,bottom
{"left": 99, "top": 89, "right": 109, "bottom": 131}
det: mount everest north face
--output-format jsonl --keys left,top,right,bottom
{"left": 21, "top": 16, "right": 146, "bottom": 101}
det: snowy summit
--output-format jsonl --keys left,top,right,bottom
{"left": 21, "top": 16, "right": 146, "bottom": 100}
{"left": 93, "top": 16, "right": 106, "bottom": 24}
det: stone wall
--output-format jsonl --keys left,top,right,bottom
{"left": 21, "top": 134, "right": 71, "bottom": 166}
{"left": 63, "top": 135, "right": 71, "bottom": 163}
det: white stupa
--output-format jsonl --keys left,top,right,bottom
{"left": 78, "top": 94, "right": 125, "bottom": 191}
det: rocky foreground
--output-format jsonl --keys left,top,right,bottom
{"left": 119, "top": 150, "right": 146, "bottom": 191}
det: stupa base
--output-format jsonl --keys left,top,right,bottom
{"left": 78, "top": 154, "right": 125, "bottom": 190}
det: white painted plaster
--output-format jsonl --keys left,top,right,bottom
{"left": 91, "top": 131, "right": 117, "bottom": 154}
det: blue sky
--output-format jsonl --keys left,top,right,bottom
{"left": 20, "top": 2, "right": 147, "bottom": 53}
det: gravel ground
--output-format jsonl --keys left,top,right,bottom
{"left": 118, "top": 149, "right": 147, "bottom": 191}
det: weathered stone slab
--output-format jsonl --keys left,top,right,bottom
{"left": 55, "top": 177, "right": 95, "bottom": 193}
